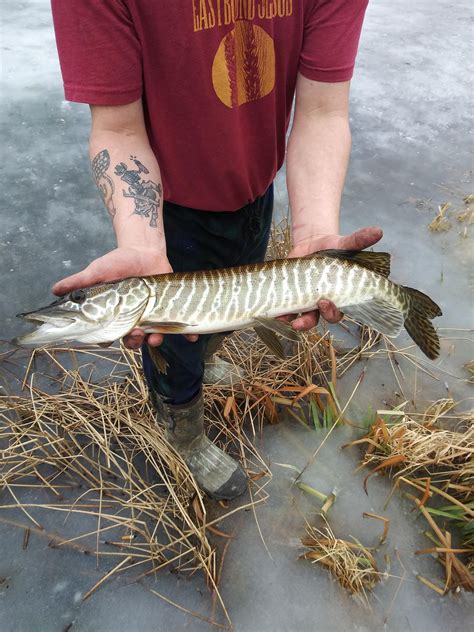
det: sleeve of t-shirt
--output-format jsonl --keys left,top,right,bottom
{"left": 51, "top": 0, "right": 142, "bottom": 105}
{"left": 300, "top": 0, "right": 369, "bottom": 83}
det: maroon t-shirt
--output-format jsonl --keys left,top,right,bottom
{"left": 51, "top": 1, "right": 368, "bottom": 211}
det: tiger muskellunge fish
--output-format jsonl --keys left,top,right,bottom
{"left": 14, "top": 249, "right": 442, "bottom": 361}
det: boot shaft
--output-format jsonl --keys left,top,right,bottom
{"left": 151, "top": 390, "right": 204, "bottom": 451}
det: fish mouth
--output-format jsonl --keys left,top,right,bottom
{"left": 14, "top": 304, "right": 91, "bottom": 346}
{"left": 19, "top": 311, "right": 76, "bottom": 325}
{"left": 17, "top": 297, "right": 75, "bottom": 321}
{"left": 14, "top": 291, "right": 147, "bottom": 347}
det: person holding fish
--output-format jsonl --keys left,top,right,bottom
{"left": 47, "top": 1, "right": 382, "bottom": 500}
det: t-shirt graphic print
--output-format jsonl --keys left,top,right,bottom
{"left": 212, "top": 20, "right": 276, "bottom": 107}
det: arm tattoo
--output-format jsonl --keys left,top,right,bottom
{"left": 114, "top": 156, "right": 162, "bottom": 228}
{"left": 91, "top": 149, "right": 116, "bottom": 220}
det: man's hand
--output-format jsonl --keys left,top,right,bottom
{"left": 280, "top": 226, "right": 383, "bottom": 331}
{"left": 52, "top": 247, "right": 199, "bottom": 349}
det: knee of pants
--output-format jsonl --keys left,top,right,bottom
{"left": 141, "top": 334, "right": 211, "bottom": 405}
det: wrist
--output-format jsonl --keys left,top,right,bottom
{"left": 291, "top": 216, "right": 339, "bottom": 247}
{"left": 117, "top": 242, "right": 167, "bottom": 256}
{"left": 116, "top": 231, "right": 167, "bottom": 255}
{"left": 291, "top": 230, "right": 341, "bottom": 252}
{"left": 123, "top": 244, "right": 169, "bottom": 265}
{"left": 114, "top": 245, "right": 172, "bottom": 275}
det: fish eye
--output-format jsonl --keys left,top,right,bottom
{"left": 70, "top": 289, "right": 86, "bottom": 304}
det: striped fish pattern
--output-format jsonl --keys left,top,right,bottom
{"left": 15, "top": 250, "right": 442, "bottom": 360}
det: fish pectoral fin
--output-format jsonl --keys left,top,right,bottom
{"left": 147, "top": 345, "right": 169, "bottom": 374}
{"left": 313, "top": 249, "right": 391, "bottom": 277}
{"left": 340, "top": 298, "right": 404, "bottom": 337}
{"left": 254, "top": 326, "right": 286, "bottom": 360}
{"left": 254, "top": 317, "right": 300, "bottom": 342}
{"left": 140, "top": 320, "right": 196, "bottom": 334}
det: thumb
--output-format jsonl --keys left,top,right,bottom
{"left": 341, "top": 226, "right": 383, "bottom": 251}
{"left": 52, "top": 267, "right": 97, "bottom": 296}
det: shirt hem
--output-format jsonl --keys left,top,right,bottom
{"left": 63, "top": 84, "right": 142, "bottom": 105}
{"left": 298, "top": 64, "right": 355, "bottom": 83}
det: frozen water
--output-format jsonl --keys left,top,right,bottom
{"left": 0, "top": 1, "right": 473, "bottom": 631}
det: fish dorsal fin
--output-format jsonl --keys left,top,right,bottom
{"left": 314, "top": 250, "right": 391, "bottom": 277}
{"left": 340, "top": 298, "right": 404, "bottom": 337}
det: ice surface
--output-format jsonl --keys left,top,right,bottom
{"left": 0, "top": 1, "right": 472, "bottom": 630}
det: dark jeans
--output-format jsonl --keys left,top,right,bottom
{"left": 142, "top": 185, "right": 274, "bottom": 405}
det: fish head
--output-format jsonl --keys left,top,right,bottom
{"left": 14, "top": 278, "right": 150, "bottom": 346}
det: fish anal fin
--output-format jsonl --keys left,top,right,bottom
{"left": 254, "top": 325, "right": 286, "bottom": 360}
{"left": 254, "top": 316, "right": 300, "bottom": 342}
{"left": 204, "top": 333, "right": 228, "bottom": 359}
{"left": 315, "top": 250, "right": 391, "bottom": 278}
{"left": 341, "top": 298, "right": 404, "bottom": 337}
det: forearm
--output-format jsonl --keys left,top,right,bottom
{"left": 286, "top": 76, "right": 352, "bottom": 252}
{"left": 287, "top": 113, "right": 351, "bottom": 249}
{"left": 90, "top": 118, "right": 166, "bottom": 256}
{"left": 284, "top": 111, "right": 382, "bottom": 331}
{"left": 53, "top": 100, "right": 174, "bottom": 299}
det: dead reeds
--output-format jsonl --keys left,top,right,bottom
{"left": 426, "top": 194, "right": 474, "bottom": 236}
{"left": 300, "top": 521, "right": 380, "bottom": 604}
{"left": 348, "top": 401, "right": 474, "bottom": 593}
{"left": 204, "top": 329, "right": 341, "bottom": 435}
{"left": 349, "top": 403, "right": 473, "bottom": 482}
{"left": 0, "top": 346, "right": 270, "bottom": 622}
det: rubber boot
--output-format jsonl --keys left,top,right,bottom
{"left": 152, "top": 391, "right": 247, "bottom": 501}
{"left": 203, "top": 356, "right": 245, "bottom": 386}
{"left": 203, "top": 333, "right": 245, "bottom": 386}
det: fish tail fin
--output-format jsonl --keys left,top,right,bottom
{"left": 402, "top": 286, "right": 442, "bottom": 360}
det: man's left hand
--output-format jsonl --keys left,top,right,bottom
{"left": 280, "top": 226, "right": 383, "bottom": 330}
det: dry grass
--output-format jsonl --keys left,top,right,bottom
{"left": 349, "top": 401, "right": 473, "bottom": 481}
{"left": 425, "top": 193, "right": 474, "bottom": 236}
{"left": 411, "top": 493, "right": 474, "bottom": 594}
{"left": 300, "top": 521, "right": 380, "bottom": 605}
{"left": 347, "top": 400, "right": 474, "bottom": 593}
{"left": 0, "top": 347, "right": 273, "bottom": 623}
{"left": 205, "top": 329, "right": 341, "bottom": 434}
{"left": 428, "top": 202, "right": 452, "bottom": 232}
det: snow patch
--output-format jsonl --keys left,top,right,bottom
{"left": 53, "top": 581, "right": 68, "bottom": 594}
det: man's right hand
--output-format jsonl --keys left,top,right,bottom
{"left": 52, "top": 247, "right": 199, "bottom": 349}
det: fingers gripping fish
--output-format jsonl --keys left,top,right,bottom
{"left": 15, "top": 250, "right": 442, "bottom": 361}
